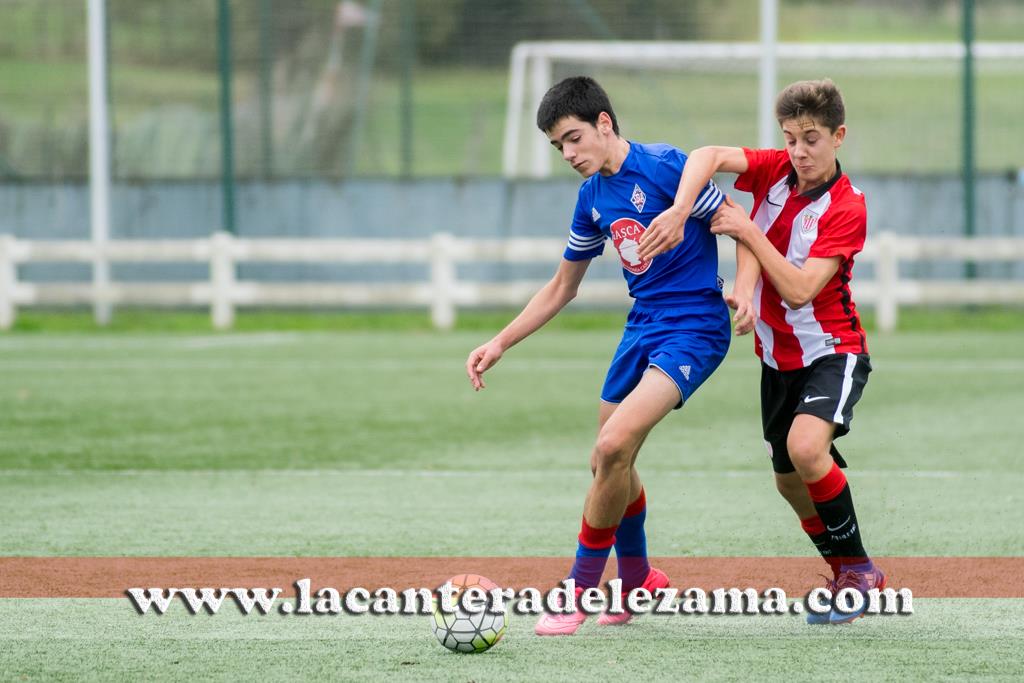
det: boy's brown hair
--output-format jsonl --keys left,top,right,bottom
{"left": 775, "top": 79, "right": 845, "bottom": 132}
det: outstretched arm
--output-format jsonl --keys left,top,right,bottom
{"left": 465, "top": 257, "right": 590, "bottom": 391}
{"left": 727, "top": 241, "right": 760, "bottom": 335}
{"left": 637, "top": 146, "right": 749, "bottom": 261}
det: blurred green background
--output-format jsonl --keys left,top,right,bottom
{"left": 1, "top": 0, "right": 1022, "bottom": 179}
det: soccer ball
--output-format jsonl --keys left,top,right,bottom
{"left": 431, "top": 574, "right": 508, "bottom": 653}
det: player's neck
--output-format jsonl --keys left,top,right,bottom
{"left": 599, "top": 137, "right": 631, "bottom": 176}
{"left": 796, "top": 160, "right": 837, "bottom": 195}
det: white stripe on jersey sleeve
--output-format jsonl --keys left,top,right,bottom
{"left": 690, "top": 180, "right": 724, "bottom": 219}
{"left": 567, "top": 230, "right": 605, "bottom": 250}
{"left": 565, "top": 231, "right": 602, "bottom": 252}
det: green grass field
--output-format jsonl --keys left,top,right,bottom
{"left": 1, "top": 323, "right": 1023, "bottom": 680}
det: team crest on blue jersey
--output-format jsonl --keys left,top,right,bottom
{"left": 591, "top": 207, "right": 601, "bottom": 222}
{"left": 630, "top": 184, "right": 646, "bottom": 213}
{"left": 610, "top": 217, "right": 652, "bottom": 275}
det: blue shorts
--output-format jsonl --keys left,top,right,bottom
{"left": 601, "top": 298, "right": 731, "bottom": 409}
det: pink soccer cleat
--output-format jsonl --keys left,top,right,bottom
{"left": 534, "top": 586, "right": 588, "bottom": 636}
{"left": 829, "top": 565, "right": 887, "bottom": 624}
{"left": 597, "top": 567, "right": 670, "bottom": 626}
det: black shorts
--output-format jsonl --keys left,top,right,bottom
{"left": 760, "top": 353, "right": 872, "bottom": 474}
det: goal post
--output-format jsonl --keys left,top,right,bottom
{"left": 502, "top": 41, "right": 1024, "bottom": 178}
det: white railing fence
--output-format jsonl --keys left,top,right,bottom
{"left": 0, "top": 232, "right": 1022, "bottom": 333}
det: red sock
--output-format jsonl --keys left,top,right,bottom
{"left": 622, "top": 488, "right": 646, "bottom": 519}
{"left": 805, "top": 463, "right": 848, "bottom": 503}
{"left": 578, "top": 517, "right": 617, "bottom": 549}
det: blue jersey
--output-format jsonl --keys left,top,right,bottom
{"left": 564, "top": 141, "right": 725, "bottom": 306}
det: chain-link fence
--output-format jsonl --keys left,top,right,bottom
{"left": 0, "top": 0, "right": 1021, "bottom": 180}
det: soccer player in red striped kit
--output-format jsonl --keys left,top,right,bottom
{"left": 638, "top": 79, "right": 885, "bottom": 624}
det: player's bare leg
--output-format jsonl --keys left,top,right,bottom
{"left": 776, "top": 465, "right": 839, "bottom": 623}
{"left": 584, "top": 368, "right": 679, "bottom": 527}
{"left": 775, "top": 471, "right": 817, "bottom": 519}
{"left": 787, "top": 413, "right": 884, "bottom": 624}
{"left": 536, "top": 369, "right": 677, "bottom": 636}
{"left": 786, "top": 414, "right": 836, "bottom": 482}
{"left": 593, "top": 401, "right": 644, "bottom": 498}
{"left": 590, "top": 372, "right": 676, "bottom": 626}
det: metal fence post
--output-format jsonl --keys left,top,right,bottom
{"left": 210, "top": 231, "right": 236, "bottom": 330}
{"left": 528, "top": 55, "right": 552, "bottom": 177}
{"left": 876, "top": 231, "right": 899, "bottom": 333}
{"left": 430, "top": 232, "right": 456, "bottom": 330}
{"left": 0, "top": 235, "right": 17, "bottom": 330}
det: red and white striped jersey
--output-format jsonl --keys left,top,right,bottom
{"left": 735, "top": 148, "right": 868, "bottom": 372}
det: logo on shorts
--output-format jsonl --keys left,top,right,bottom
{"left": 678, "top": 365, "right": 691, "bottom": 381}
{"left": 610, "top": 217, "right": 652, "bottom": 275}
{"left": 800, "top": 212, "right": 819, "bottom": 234}
{"left": 591, "top": 207, "right": 601, "bottom": 222}
{"left": 803, "top": 395, "right": 830, "bottom": 404}
{"left": 630, "top": 184, "right": 647, "bottom": 213}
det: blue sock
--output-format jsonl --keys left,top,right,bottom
{"left": 568, "top": 518, "right": 617, "bottom": 588}
{"left": 614, "top": 490, "right": 650, "bottom": 589}
{"left": 568, "top": 542, "right": 614, "bottom": 588}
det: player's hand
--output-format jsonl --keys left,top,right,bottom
{"left": 709, "top": 196, "right": 754, "bottom": 241}
{"left": 465, "top": 340, "right": 504, "bottom": 391}
{"left": 637, "top": 205, "right": 686, "bottom": 261}
{"left": 725, "top": 291, "right": 757, "bottom": 336}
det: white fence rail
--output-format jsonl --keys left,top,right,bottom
{"left": 0, "top": 232, "right": 1022, "bottom": 332}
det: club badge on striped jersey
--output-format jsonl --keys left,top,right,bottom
{"left": 630, "top": 184, "right": 647, "bottom": 213}
{"left": 610, "top": 217, "right": 652, "bottom": 275}
{"left": 800, "top": 212, "right": 819, "bottom": 234}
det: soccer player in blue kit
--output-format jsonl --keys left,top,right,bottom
{"left": 465, "top": 77, "right": 740, "bottom": 635}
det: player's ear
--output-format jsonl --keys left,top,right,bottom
{"left": 832, "top": 124, "right": 847, "bottom": 149}
{"left": 597, "top": 111, "right": 614, "bottom": 136}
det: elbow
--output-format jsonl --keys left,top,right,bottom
{"left": 784, "top": 297, "right": 810, "bottom": 310}
{"left": 783, "top": 288, "right": 814, "bottom": 310}
{"left": 690, "top": 146, "right": 716, "bottom": 162}
{"left": 549, "top": 279, "right": 579, "bottom": 305}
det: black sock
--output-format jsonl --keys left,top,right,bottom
{"left": 806, "top": 464, "right": 869, "bottom": 567}
{"left": 801, "top": 516, "right": 841, "bottom": 577}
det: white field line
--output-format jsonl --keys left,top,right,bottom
{"left": 0, "top": 468, "right": 999, "bottom": 479}
{"left": 0, "top": 333, "right": 342, "bottom": 353}
{"left": 178, "top": 333, "right": 305, "bottom": 350}
{"left": 0, "top": 359, "right": 1020, "bottom": 372}
{"left": 0, "top": 330, "right": 1018, "bottom": 351}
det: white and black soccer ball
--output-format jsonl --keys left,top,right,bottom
{"left": 431, "top": 574, "right": 508, "bottom": 654}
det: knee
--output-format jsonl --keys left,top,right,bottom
{"left": 592, "top": 428, "right": 635, "bottom": 474}
{"left": 786, "top": 433, "right": 828, "bottom": 475}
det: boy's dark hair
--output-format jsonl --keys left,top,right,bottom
{"left": 536, "top": 76, "right": 620, "bottom": 135}
{"left": 775, "top": 79, "right": 845, "bottom": 132}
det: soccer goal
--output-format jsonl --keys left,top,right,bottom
{"left": 502, "top": 41, "right": 1024, "bottom": 178}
